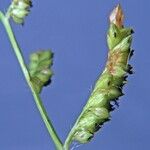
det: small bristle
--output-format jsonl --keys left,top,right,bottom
{"left": 129, "top": 49, "right": 134, "bottom": 59}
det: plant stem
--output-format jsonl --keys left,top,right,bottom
{"left": 63, "top": 104, "right": 87, "bottom": 149}
{"left": 0, "top": 11, "right": 63, "bottom": 150}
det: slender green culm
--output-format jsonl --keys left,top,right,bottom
{"left": 0, "top": 1, "right": 63, "bottom": 149}
{"left": 64, "top": 4, "right": 134, "bottom": 149}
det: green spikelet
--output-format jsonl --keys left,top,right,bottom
{"left": 28, "top": 50, "right": 53, "bottom": 93}
{"left": 9, "top": 0, "right": 32, "bottom": 24}
{"left": 71, "top": 4, "right": 134, "bottom": 144}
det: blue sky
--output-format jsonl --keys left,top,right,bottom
{"left": 0, "top": 0, "right": 149, "bottom": 150}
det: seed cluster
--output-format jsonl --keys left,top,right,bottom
{"left": 10, "top": 0, "right": 32, "bottom": 24}
{"left": 72, "top": 6, "right": 134, "bottom": 144}
{"left": 29, "top": 50, "right": 53, "bottom": 93}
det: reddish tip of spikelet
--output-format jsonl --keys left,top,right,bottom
{"left": 109, "top": 4, "right": 124, "bottom": 28}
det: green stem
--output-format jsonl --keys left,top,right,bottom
{"left": 0, "top": 11, "right": 63, "bottom": 150}
{"left": 63, "top": 103, "right": 87, "bottom": 149}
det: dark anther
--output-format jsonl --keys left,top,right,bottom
{"left": 104, "top": 118, "right": 111, "bottom": 122}
{"left": 99, "top": 122, "right": 104, "bottom": 126}
{"left": 123, "top": 75, "right": 128, "bottom": 81}
{"left": 114, "top": 32, "right": 117, "bottom": 38}
{"left": 87, "top": 135, "right": 94, "bottom": 141}
{"left": 129, "top": 49, "right": 134, "bottom": 59}
{"left": 44, "top": 79, "right": 52, "bottom": 86}
{"left": 130, "top": 29, "right": 134, "bottom": 34}
{"left": 87, "top": 137, "right": 92, "bottom": 141}
{"left": 127, "top": 65, "right": 134, "bottom": 74}
{"left": 121, "top": 82, "right": 126, "bottom": 87}
{"left": 108, "top": 81, "right": 111, "bottom": 86}
{"left": 109, "top": 104, "right": 115, "bottom": 111}
{"left": 128, "top": 70, "right": 134, "bottom": 74}
{"left": 94, "top": 123, "right": 101, "bottom": 132}
{"left": 120, "top": 92, "right": 125, "bottom": 96}
{"left": 115, "top": 98, "right": 119, "bottom": 101}
{"left": 113, "top": 100, "right": 119, "bottom": 107}
{"left": 127, "top": 64, "right": 133, "bottom": 70}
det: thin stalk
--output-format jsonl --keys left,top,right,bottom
{"left": 0, "top": 11, "right": 63, "bottom": 150}
{"left": 63, "top": 102, "right": 88, "bottom": 149}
